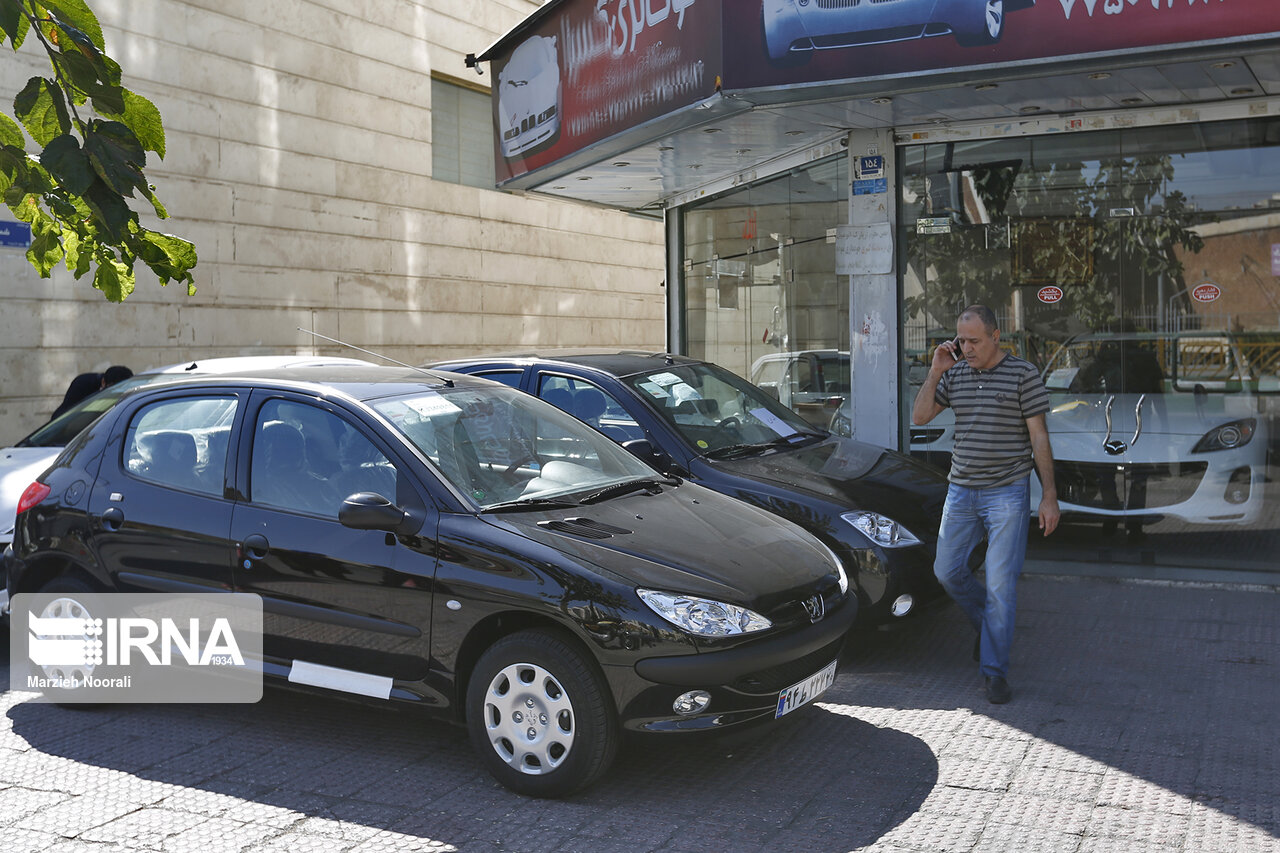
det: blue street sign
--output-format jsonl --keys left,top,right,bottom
{"left": 0, "top": 221, "right": 32, "bottom": 248}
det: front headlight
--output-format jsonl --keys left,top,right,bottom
{"left": 841, "top": 511, "right": 921, "bottom": 548}
{"left": 1192, "top": 418, "right": 1256, "bottom": 453}
{"left": 637, "top": 589, "right": 772, "bottom": 637}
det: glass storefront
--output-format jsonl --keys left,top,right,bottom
{"left": 680, "top": 115, "right": 1280, "bottom": 573}
{"left": 903, "top": 116, "right": 1280, "bottom": 570}
{"left": 682, "top": 156, "right": 851, "bottom": 433}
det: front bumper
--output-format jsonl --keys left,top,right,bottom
{"left": 614, "top": 597, "right": 856, "bottom": 733}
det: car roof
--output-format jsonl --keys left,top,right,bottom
{"left": 123, "top": 363, "right": 491, "bottom": 403}
{"left": 142, "top": 354, "right": 374, "bottom": 375}
{"left": 431, "top": 351, "right": 706, "bottom": 379}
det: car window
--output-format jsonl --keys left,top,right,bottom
{"left": 622, "top": 362, "right": 816, "bottom": 453}
{"left": 18, "top": 375, "right": 169, "bottom": 448}
{"left": 249, "top": 399, "right": 397, "bottom": 518}
{"left": 535, "top": 374, "right": 643, "bottom": 442}
{"left": 372, "top": 385, "right": 654, "bottom": 508}
{"left": 123, "top": 396, "right": 238, "bottom": 496}
{"left": 474, "top": 370, "right": 524, "bottom": 389}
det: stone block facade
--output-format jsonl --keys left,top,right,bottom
{"left": 0, "top": 0, "right": 665, "bottom": 441}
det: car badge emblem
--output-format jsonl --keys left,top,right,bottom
{"left": 802, "top": 595, "right": 825, "bottom": 622}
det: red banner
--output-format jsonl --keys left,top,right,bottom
{"left": 491, "top": 0, "right": 723, "bottom": 185}
{"left": 728, "top": 0, "right": 1280, "bottom": 89}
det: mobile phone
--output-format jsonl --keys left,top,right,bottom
{"left": 951, "top": 338, "right": 963, "bottom": 360}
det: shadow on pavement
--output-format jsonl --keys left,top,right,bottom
{"left": 5, "top": 672, "right": 936, "bottom": 852}
{"left": 842, "top": 574, "right": 1280, "bottom": 847}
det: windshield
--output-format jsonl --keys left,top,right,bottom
{"left": 15, "top": 375, "right": 171, "bottom": 448}
{"left": 620, "top": 362, "right": 821, "bottom": 455}
{"left": 371, "top": 384, "right": 658, "bottom": 509}
{"left": 1042, "top": 334, "right": 1251, "bottom": 395}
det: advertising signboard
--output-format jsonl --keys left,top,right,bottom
{"left": 731, "top": 0, "right": 1280, "bottom": 90}
{"left": 485, "top": 0, "right": 1280, "bottom": 186}
{"left": 491, "top": 0, "right": 723, "bottom": 185}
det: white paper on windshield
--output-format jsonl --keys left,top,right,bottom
{"left": 1046, "top": 367, "right": 1078, "bottom": 391}
{"left": 638, "top": 381, "right": 669, "bottom": 399}
{"left": 403, "top": 394, "right": 462, "bottom": 418}
{"left": 648, "top": 372, "right": 683, "bottom": 386}
{"left": 749, "top": 408, "right": 798, "bottom": 438}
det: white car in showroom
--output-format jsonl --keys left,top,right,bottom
{"left": 1033, "top": 331, "right": 1269, "bottom": 528}
{"left": 761, "top": 0, "right": 1032, "bottom": 62}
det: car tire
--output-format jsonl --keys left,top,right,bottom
{"left": 466, "top": 629, "right": 618, "bottom": 798}
{"left": 33, "top": 574, "right": 103, "bottom": 709}
{"left": 955, "top": 0, "right": 1004, "bottom": 46}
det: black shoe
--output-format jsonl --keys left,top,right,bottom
{"left": 985, "top": 676, "right": 1012, "bottom": 704}
{"left": 973, "top": 634, "right": 981, "bottom": 662}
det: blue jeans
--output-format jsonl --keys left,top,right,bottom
{"left": 933, "top": 477, "right": 1031, "bottom": 679}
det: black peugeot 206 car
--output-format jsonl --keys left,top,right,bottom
{"left": 7, "top": 364, "right": 853, "bottom": 797}
{"left": 429, "top": 352, "right": 954, "bottom": 625}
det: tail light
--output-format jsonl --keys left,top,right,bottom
{"left": 16, "top": 481, "right": 51, "bottom": 516}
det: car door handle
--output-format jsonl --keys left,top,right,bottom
{"left": 100, "top": 506, "right": 124, "bottom": 531}
{"left": 240, "top": 533, "right": 270, "bottom": 565}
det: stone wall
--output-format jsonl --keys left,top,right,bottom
{"left": 0, "top": 0, "right": 665, "bottom": 441}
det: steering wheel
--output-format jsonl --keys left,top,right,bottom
{"left": 718, "top": 416, "right": 741, "bottom": 430}
{"left": 501, "top": 453, "right": 539, "bottom": 482}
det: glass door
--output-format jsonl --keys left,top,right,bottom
{"left": 902, "top": 117, "right": 1280, "bottom": 573}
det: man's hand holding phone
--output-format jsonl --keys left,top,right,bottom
{"left": 931, "top": 337, "right": 963, "bottom": 373}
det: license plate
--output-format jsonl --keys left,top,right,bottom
{"left": 775, "top": 659, "right": 837, "bottom": 718}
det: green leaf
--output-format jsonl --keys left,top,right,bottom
{"left": 139, "top": 229, "right": 197, "bottom": 274}
{"left": 100, "top": 89, "right": 165, "bottom": 158}
{"left": 0, "top": 0, "right": 23, "bottom": 47}
{"left": 93, "top": 254, "right": 134, "bottom": 302}
{"left": 0, "top": 111, "right": 24, "bottom": 147}
{"left": 38, "top": 0, "right": 104, "bottom": 50}
{"left": 84, "top": 119, "right": 146, "bottom": 196}
{"left": 14, "top": 76, "right": 71, "bottom": 145}
{"left": 40, "top": 133, "right": 94, "bottom": 194}
{"left": 26, "top": 225, "right": 63, "bottom": 276}
{"left": 140, "top": 184, "right": 167, "bottom": 218}
{"left": 83, "top": 178, "right": 134, "bottom": 240}
{"left": 50, "top": 47, "right": 123, "bottom": 112}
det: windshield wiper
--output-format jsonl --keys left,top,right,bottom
{"left": 579, "top": 478, "right": 670, "bottom": 504}
{"left": 702, "top": 442, "right": 773, "bottom": 460}
{"left": 703, "top": 431, "right": 826, "bottom": 460}
{"left": 773, "top": 430, "right": 827, "bottom": 446}
{"left": 480, "top": 496, "right": 580, "bottom": 513}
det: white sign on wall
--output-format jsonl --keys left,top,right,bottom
{"left": 835, "top": 223, "right": 894, "bottom": 275}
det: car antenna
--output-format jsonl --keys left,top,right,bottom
{"left": 297, "top": 328, "right": 453, "bottom": 386}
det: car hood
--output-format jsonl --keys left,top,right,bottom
{"left": 487, "top": 482, "right": 842, "bottom": 612}
{"left": 1046, "top": 393, "right": 1260, "bottom": 438}
{"left": 702, "top": 436, "right": 948, "bottom": 538}
{"left": 0, "top": 446, "right": 61, "bottom": 542}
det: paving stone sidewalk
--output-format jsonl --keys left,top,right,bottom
{"left": 1, "top": 572, "right": 1277, "bottom": 852}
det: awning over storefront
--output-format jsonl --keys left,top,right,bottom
{"left": 470, "top": 0, "right": 1280, "bottom": 213}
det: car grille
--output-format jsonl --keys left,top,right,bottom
{"left": 1055, "top": 460, "right": 1208, "bottom": 510}
{"left": 729, "top": 637, "right": 843, "bottom": 695}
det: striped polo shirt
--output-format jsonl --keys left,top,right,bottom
{"left": 935, "top": 353, "right": 1049, "bottom": 488}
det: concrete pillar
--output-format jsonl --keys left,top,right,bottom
{"left": 846, "top": 129, "right": 899, "bottom": 450}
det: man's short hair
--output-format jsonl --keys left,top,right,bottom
{"left": 103, "top": 365, "right": 133, "bottom": 386}
{"left": 959, "top": 305, "right": 998, "bottom": 334}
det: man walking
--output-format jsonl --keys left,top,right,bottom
{"left": 912, "top": 305, "right": 1059, "bottom": 704}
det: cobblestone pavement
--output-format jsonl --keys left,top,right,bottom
{"left": 2, "top": 573, "right": 1278, "bottom": 852}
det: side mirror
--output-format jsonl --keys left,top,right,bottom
{"left": 621, "top": 438, "right": 665, "bottom": 468}
{"left": 339, "top": 492, "right": 408, "bottom": 532}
